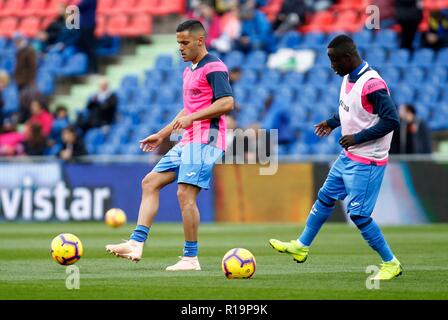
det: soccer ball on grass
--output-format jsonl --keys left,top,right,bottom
{"left": 50, "top": 233, "right": 83, "bottom": 265}
{"left": 221, "top": 248, "right": 256, "bottom": 279}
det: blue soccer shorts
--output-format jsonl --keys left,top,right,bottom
{"left": 152, "top": 142, "right": 223, "bottom": 190}
{"left": 319, "top": 151, "right": 386, "bottom": 217}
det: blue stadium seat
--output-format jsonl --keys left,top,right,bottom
{"left": 60, "top": 53, "right": 88, "bottom": 76}
{"left": 314, "top": 50, "right": 330, "bottom": 67}
{"left": 402, "top": 66, "right": 426, "bottom": 85}
{"left": 144, "top": 69, "right": 165, "bottom": 86}
{"left": 352, "top": 30, "right": 374, "bottom": 49}
{"left": 411, "top": 49, "right": 435, "bottom": 67}
{"left": 259, "top": 69, "right": 282, "bottom": 85}
{"left": 435, "top": 48, "right": 448, "bottom": 66}
{"left": 392, "top": 84, "right": 415, "bottom": 105}
{"left": 233, "top": 85, "right": 249, "bottom": 104}
{"left": 307, "top": 67, "right": 330, "bottom": 87}
{"left": 365, "top": 47, "right": 386, "bottom": 67}
{"left": 245, "top": 50, "right": 267, "bottom": 70}
{"left": 41, "top": 53, "right": 63, "bottom": 74}
{"left": 277, "top": 31, "right": 302, "bottom": 49}
{"left": 36, "top": 71, "right": 55, "bottom": 96}
{"left": 224, "top": 50, "right": 245, "bottom": 70}
{"left": 0, "top": 37, "right": 7, "bottom": 50}
{"left": 299, "top": 33, "right": 326, "bottom": 50}
{"left": 283, "top": 72, "right": 305, "bottom": 85}
{"left": 2, "top": 84, "right": 18, "bottom": 116}
{"left": 386, "top": 48, "right": 410, "bottom": 67}
{"left": 381, "top": 66, "right": 401, "bottom": 83}
{"left": 374, "top": 30, "right": 398, "bottom": 49}
{"left": 238, "top": 69, "right": 258, "bottom": 85}
{"left": 417, "top": 85, "right": 440, "bottom": 104}
{"left": 121, "top": 75, "right": 140, "bottom": 89}
{"left": 154, "top": 54, "right": 173, "bottom": 71}
{"left": 297, "top": 85, "right": 319, "bottom": 105}
{"left": 154, "top": 87, "right": 178, "bottom": 105}
{"left": 427, "top": 66, "right": 447, "bottom": 86}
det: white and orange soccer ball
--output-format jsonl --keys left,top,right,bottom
{"left": 221, "top": 248, "right": 256, "bottom": 279}
{"left": 50, "top": 233, "right": 83, "bottom": 265}
{"left": 104, "top": 208, "right": 127, "bottom": 228}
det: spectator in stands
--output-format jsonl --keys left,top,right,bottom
{"left": 36, "top": 3, "right": 69, "bottom": 52}
{"left": 211, "top": 4, "right": 241, "bottom": 52}
{"left": 77, "top": 0, "right": 98, "bottom": 74}
{"left": 76, "top": 79, "right": 118, "bottom": 133}
{"left": 0, "top": 120, "right": 24, "bottom": 157}
{"left": 234, "top": 1, "right": 275, "bottom": 52}
{"left": 13, "top": 33, "right": 37, "bottom": 93}
{"left": 395, "top": 0, "right": 423, "bottom": 50}
{"left": 50, "top": 105, "right": 71, "bottom": 146}
{"left": 0, "top": 70, "right": 9, "bottom": 127}
{"left": 23, "top": 123, "right": 48, "bottom": 156}
{"left": 58, "top": 125, "right": 87, "bottom": 161}
{"left": 25, "top": 99, "right": 54, "bottom": 138}
{"left": 390, "top": 104, "right": 432, "bottom": 154}
{"left": 421, "top": 9, "right": 448, "bottom": 50}
{"left": 189, "top": 2, "right": 222, "bottom": 48}
{"left": 272, "top": 0, "right": 306, "bottom": 36}
{"left": 17, "top": 85, "right": 44, "bottom": 124}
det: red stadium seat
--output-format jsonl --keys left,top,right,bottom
{"left": 107, "top": 14, "right": 129, "bottom": 36}
{"left": 124, "top": 13, "right": 152, "bottom": 37}
{"left": 109, "top": 0, "right": 137, "bottom": 15}
{"left": 97, "top": 0, "right": 116, "bottom": 15}
{"left": 43, "top": 0, "right": 69, "bottom": 17}
{"left": 95, "top": 14, "right": 107, "bottom": 37}
{"left": 0, "top": 0, "right": 26, "bottom": 17}
{"left": 260, "top": 0, "right": 284, "bottom": 22}
{"left": 0, "top": 17, "right": 19, "bottom": 38}
{"left": 153, "top": 0, "right": 186, "bottom": 15}
{"left": 18, "top": 0, "right": 49, "bottom": 18}
{"left": 134, "top": 0, "right": 159, "bottom": 15}
{"left": 19, "top": 17, "right": 42, "bottom": 38}
{"left": 300, "top": 11, "right": 334, "bottom": 33}
{"left": 332, "top": 10, "right": 363, "bottom": 33}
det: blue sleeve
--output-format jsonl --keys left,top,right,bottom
{"left": 326, "top": 113, "right": 341, "bottom": 129}
{"left": 354, "top": 89, "right": 400, "bottom": 144}
{"left": 206, "top": 71, "right": 233, "bottom": 102}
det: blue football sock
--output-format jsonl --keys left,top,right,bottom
{"left": 298, "top": 196, "right": 335, "bottom": 247}
{"left": 130, "top": 225, "right": 150, "bottom": 243}
{"left": 350, "top": 215, "right": 394, "bottom": 262}
{"left": 183, "top": 241, "right": 198, "bottom": 257}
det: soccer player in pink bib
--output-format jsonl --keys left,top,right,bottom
{"left": 106, "top": 20, "right": 234, "bottom": 271}
{"left": 270, "top": 35, "right": 403, "bottom": 280}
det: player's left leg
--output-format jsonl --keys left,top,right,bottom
{"left": 344, "top": 162, "right": 402, "bottom": 280}
{"left": 165, "top": 143, "right": 223, "bottom": 271}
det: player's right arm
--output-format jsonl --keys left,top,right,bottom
{"left": 314, "top": 113, "right": 340, "bottom": 137}
{"left": 139, "top": 109, "right": 184, "bottom": 152}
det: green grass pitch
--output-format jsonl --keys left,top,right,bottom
{"left": 0, "top": 222, "right": 447, "bottom": 300}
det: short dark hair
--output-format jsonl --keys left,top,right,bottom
{"left": 404, "top": 104, "right": 417, "bottom": 115}
{"left": 328, "top": 34, "right": 357, "bottom": 55}
{"left": 176, "top": 20, "right": 207, "bottom": 37}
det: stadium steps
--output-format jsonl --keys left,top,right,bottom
{"left": 51, "top": 34, "right": 178, "bottom": 120}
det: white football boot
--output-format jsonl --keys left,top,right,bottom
{"left": 105, "top": 239, "right": 144, "bottom": 262}
{"left": 165, "top": 256, "right": 201, "bottom": 271}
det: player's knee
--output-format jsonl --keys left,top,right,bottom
{"left": 141, "top": 173, "right": 160, "bottom": 192}
{"left": 177, "top": 187, "right": 197, "bottom": 210}
{"left": 317, "top": 190, "right": 336, "bottom": 207}
{"left": 349, "top": 214, "right": 372, "bottom": 229}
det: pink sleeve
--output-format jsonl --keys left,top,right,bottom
{"left": 203, "top": 62, "right": 228, "bottom": 75}
{"left": 361, "top": 78, "right": 389, "bottom": 113}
